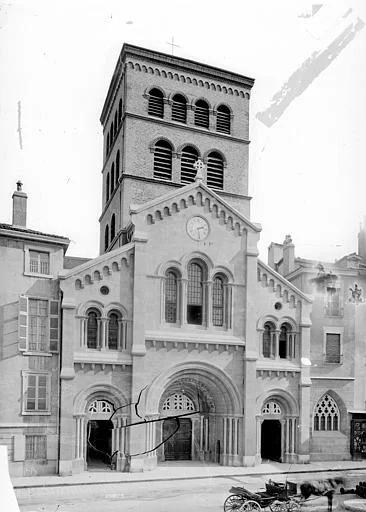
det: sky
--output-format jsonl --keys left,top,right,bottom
{"left": 0, "top": 0, "right": 365, "bottom": 263}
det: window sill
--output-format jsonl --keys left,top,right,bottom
{"left": 23, "top": 351, "right": 53, "bottom": 357}
{"left": 22, "top": 411, "right": 51, "bottom": 416}
{"left": 24, "top": 271, "right": 52, "bottom": 279}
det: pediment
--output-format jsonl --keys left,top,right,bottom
{"left": 130, "top": 181, "right": 261, "bottom": 237}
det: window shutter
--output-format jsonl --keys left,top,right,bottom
{"left": 325, "top": 333, "right": 341, "bottom": 363}
{"left": 49, "top": 301, "right": 60, "bottom": 352}
{"left": 18, "top": 296, "right": 28, "bottom": 351}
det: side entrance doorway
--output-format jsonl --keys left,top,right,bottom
{"left": 87, "top": 419, "right": 113, "bottom": 468}
{"left": 163, "top": 418, "right": 192, "bottom": 460}
{"left": 261, "top": 419, "right": 281, "bottom": 462}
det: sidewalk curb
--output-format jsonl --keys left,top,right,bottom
{"left": 13, "top": 465, "right": 366, "bottom": 490}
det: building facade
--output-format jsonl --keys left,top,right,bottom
{"left": 1, "top": 44, "right": 365, "bottom": 477}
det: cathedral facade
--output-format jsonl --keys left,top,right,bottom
{"left": 1, "top": 44, "right": 366, "bottom": 477}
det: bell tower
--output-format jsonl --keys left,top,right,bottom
{"left": 99, "top": 44, "right": 255, "bottom": 254}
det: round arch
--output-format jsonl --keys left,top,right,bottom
{"left": 74, "top": 383, "right": 129, "bottom": 417}
{"left": 77, "top": 300, "right": 104, "bottom": 317}
{"left": 180, "top": 251, "right": 214, "bottom": 278}
{"left": 144, "top": 361, "right": 242, "bottom": 416}
{"left": 257, "top": 388, "right": 299, "bottom": 417}
{"left": 256, "top": 315, "right": 279, "bottom": 330}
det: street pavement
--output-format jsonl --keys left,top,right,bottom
{"left": 14, "top": 463, "right": 366, "bottom": 512}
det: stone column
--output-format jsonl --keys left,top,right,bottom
{"left": 298, "top": 322, "right": 311, "bottom": 463}
{"left": 255, "top": 416, "right": 262, "bottom": 464}
{"left": 181, "top": 279, "right": 188, "bottom": 325}
{"left": 206, "top": 281, "right": 212, "bottom": 327}
{"left": 59, "top": 302, "right": 76, "bottom": 475}
{"left": 274, "top": 330, "right": 280, "bottom": 358}
{"left": 100, "top": 317, "right": 108, "bottom": 350}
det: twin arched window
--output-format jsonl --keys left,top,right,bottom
{"left": 106, "top": 99, "right": 122, "bottom": 156}
{"left": 262, "top": 322, "right": 295, "bottom": 359}
{"left": 86, "top": 308, "right": 123, "bottom": 350}
{"left": 164, "top": 262, "right": 228, "bottom": 327}
{"left": 106, "top": 150, "right": 121, "bottom": 204}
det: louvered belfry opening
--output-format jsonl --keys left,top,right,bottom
{"left": 148, "top": 88, "right": 164, "bottom": 118}
{"left": 194, "top": 99, "right": 209, "bottom": 128}
{"left": 206, "top": 151, "right": 224, "bottom": 190}
{"left": 171, "top": 94, "right": 187, "bottom": 123}
{"left": 216, "top": 105, "right": 231, "bottom": 134}
{"left": 181, "top": 146, "right": 198, "bottom": 184}
{"left": 153, "top": 140, "right": 172, "bottom": 180}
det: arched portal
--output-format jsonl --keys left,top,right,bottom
{"left": 145, "top": 362, "right": 242, "bottom": 467}
{"left": 73, "top": 385, "right": 129, "bottom": 473}
{"left": 257, "top": 390, "right": 299, "bottom": 464}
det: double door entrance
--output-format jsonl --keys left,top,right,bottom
{"left": 163, "top": 418, "right": 192, "bottom": 460}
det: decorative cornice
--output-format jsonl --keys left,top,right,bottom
{"left": 146, "top": 338, "right": 244, "bottom": 353}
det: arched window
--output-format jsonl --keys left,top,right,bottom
{"left": 216, "top": 105, "right": 231, "bottom": 134}
{"left": 279, "top": 323, "right": 291, "bottom": 359}
{"left": 111, "top": 163, "right": 115, "bottom": 195}
{"left": 106, "top": 133, "right": 110, "bottom": 155}
{"left": 171, "top": 94, "right": 187, "bottom": 123}
{"left": 111, "top": 214, "right": 116, "bottom": 241}
{"left": 118, "top": 99, "right": 122, "bottom": 125}
{"left": 148, "top": 88, "right": 164, "bottom": 118}
{"left": 165, "top": 270, "right": 178, "bottom": 323}
{"left": 114, "top": 112, "right": 118, "bottom": 136}
{"left": 86, "top": 308, "right": 100, "bottom": 349}
{"left": 104, "top": 224, "right": 109, "bottom": 251}
{"left": 110, "top": 122, "right": 114, "bottom": 143}
{"left": 263, "top": 322, "right": 275, "bottom": 358}
{"left": 162, "top": 393, "right": 194, "bottom": 411}
{"left": 181, "top": 146, "right": 198, "bottom": 184}
{"left": 107, "top": 310, "right": 121, "bottom": 350}
{"left": 116, "top": 150, "right": 120, "bottom": 184}
{"left": 187, "top": 261, "right": 204, "bottom": 325}
{"left": 207, "top": 151, "right": 224, "bottom": 190}
{"left": 313, "top": 394, "right": 340, "bottom": 431}
{"left": 194, "top": 99, "right": 209, "bottom": 128}
{"left": 212, "top": 275, "right": 225, "bottom": 326}
{"left": 153, "top": 140, "right": 172, "bottom": 181}
{"left": 106, "top": 173, "right": 110, "bottom": 202}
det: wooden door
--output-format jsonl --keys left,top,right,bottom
{"left": 163, "top": 418, "right": 192, "bottom": 460}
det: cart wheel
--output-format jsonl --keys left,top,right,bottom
{"left": 239, "top": 500, "right": 261, "bottom": 511}
{"left": 224, "top": 494, "right": 245, "bottom": 511}
{"left": 284, "top": 501, "right": 300, "bottom": 512}
{"left": 269, "top": 501, "right": 287, "bottom": 512}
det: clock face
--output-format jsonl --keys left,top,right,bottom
{"left": 186, "top": 216, "right": 209, "bottom": 241}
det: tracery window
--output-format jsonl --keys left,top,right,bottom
{"left": 165, "top": 270, "right": 178, "bottom": 323}
{"left": 88, "top": 400, "right": 113, "bottom": 413}
{"left": 162, "top": 393, "right": 195, "bottom": 411}
{"left": 262, "top": 322, "right": 274, "bottom": 358}
{"left": 148, "top": 88, "right": 164, "bottom": 118}
{"left": 262, "top": 401, "right": 282, "bottom": 415}
{"left": 86, "top": 308, "right": 100, "bottom": 349}
{"left": 194, "top": 99, "right": 209, "bottom": 128}
{"left": 313, "top": 394, "right": 339, "bottom": 431}
{"left": 212, "top": 275, "right": 225, "bottom": 327}
{"left": 187, "top": 261, "right": 204, "bottom": 325}
{"left": 153, "top": 140, "right": 172, "bottom": 180}
{"left": 180, "top": 146, "right": 198, "bottom": 184}
{"left": 206, "top": 151, "right": 224, "bottom": 190}
{"left": 216, "top": 104, "right": 231, "bottom": 134}
{"left": 171, "top": 94, "right": 187, "bottom": 123}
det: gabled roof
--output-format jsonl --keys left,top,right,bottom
{"left": 0, "top": 223, "right": 70, "bottom": 247}
{"left": 130, "top": 180, "right": 261, "bottom": 234}
{"left": 258, "top": 259, "right": 312, "bottom": 303}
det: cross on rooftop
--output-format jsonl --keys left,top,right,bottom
{"left": 166, "top": 37, "right": 180, "bottom": 55}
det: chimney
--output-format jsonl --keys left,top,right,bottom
{"left": 283, "top": 234, "right": 295, "bottom": 275}
{"left": 12, "top": 180, "right": 27, "bottom": 227}
{"left": 358, "top": 217, "right": 366, "bottom": 259}
{"left": 268, "top": 242, "right": 283, "bottom": 271}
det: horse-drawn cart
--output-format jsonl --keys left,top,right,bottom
{"left": 224, "top": 481, "right": 300, "bottom": 512}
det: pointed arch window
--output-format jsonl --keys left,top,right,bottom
{"left": 171, "top": 94, "right": 187, "bottom": 123}
{"left": 313, "top": 394, "right": 340, "bottom": 431}
{"left": 153, "top": 140, "right": 172, "bottom": 181}
{"left": 148, "top": 88, "right": 164, "bottom": 118}
{"left": 104, "top": 224, "right": 109, "bottom": 252}
{"left": 165, "top": 270, "right": 178, "bottom": 323}
{"left": 263, "top": 322, "right": 275, "bottom": 358}
{"left": 216, "top": 104, "right": 231, "bottom": 134}
{"left": 106, "top": 173, "right": 110, "bottom": 203}
{"left": 212, "top": 275, "right": 225, "bottom": 326}
{"left": 118, "top": 99, "right": 122, "bottom": 125}
{"left": 207, "top": 151, "right": 224, "bottom": 190}
{"left": 111, "top": 214, "right": 116, "bottom": 242}
{"left": 86, "top": 308, "right": 100, "bottom": 349}
{"left": 181, "top": 146, "right": 198, "bottom": 184}
{"left": 116, "top": 150, "right": 120, "bottom": 184}
{"left": 111, "top": 163, "right": 115, "bottom": 195}
{"left": 187, "top": 261, "right": 204, "bottom": 325}
{"left": 107, "top": 310, "right": 121, "bottom": 350}
{"left": 194, "top": 99, "right": 209, "bottom": 128}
